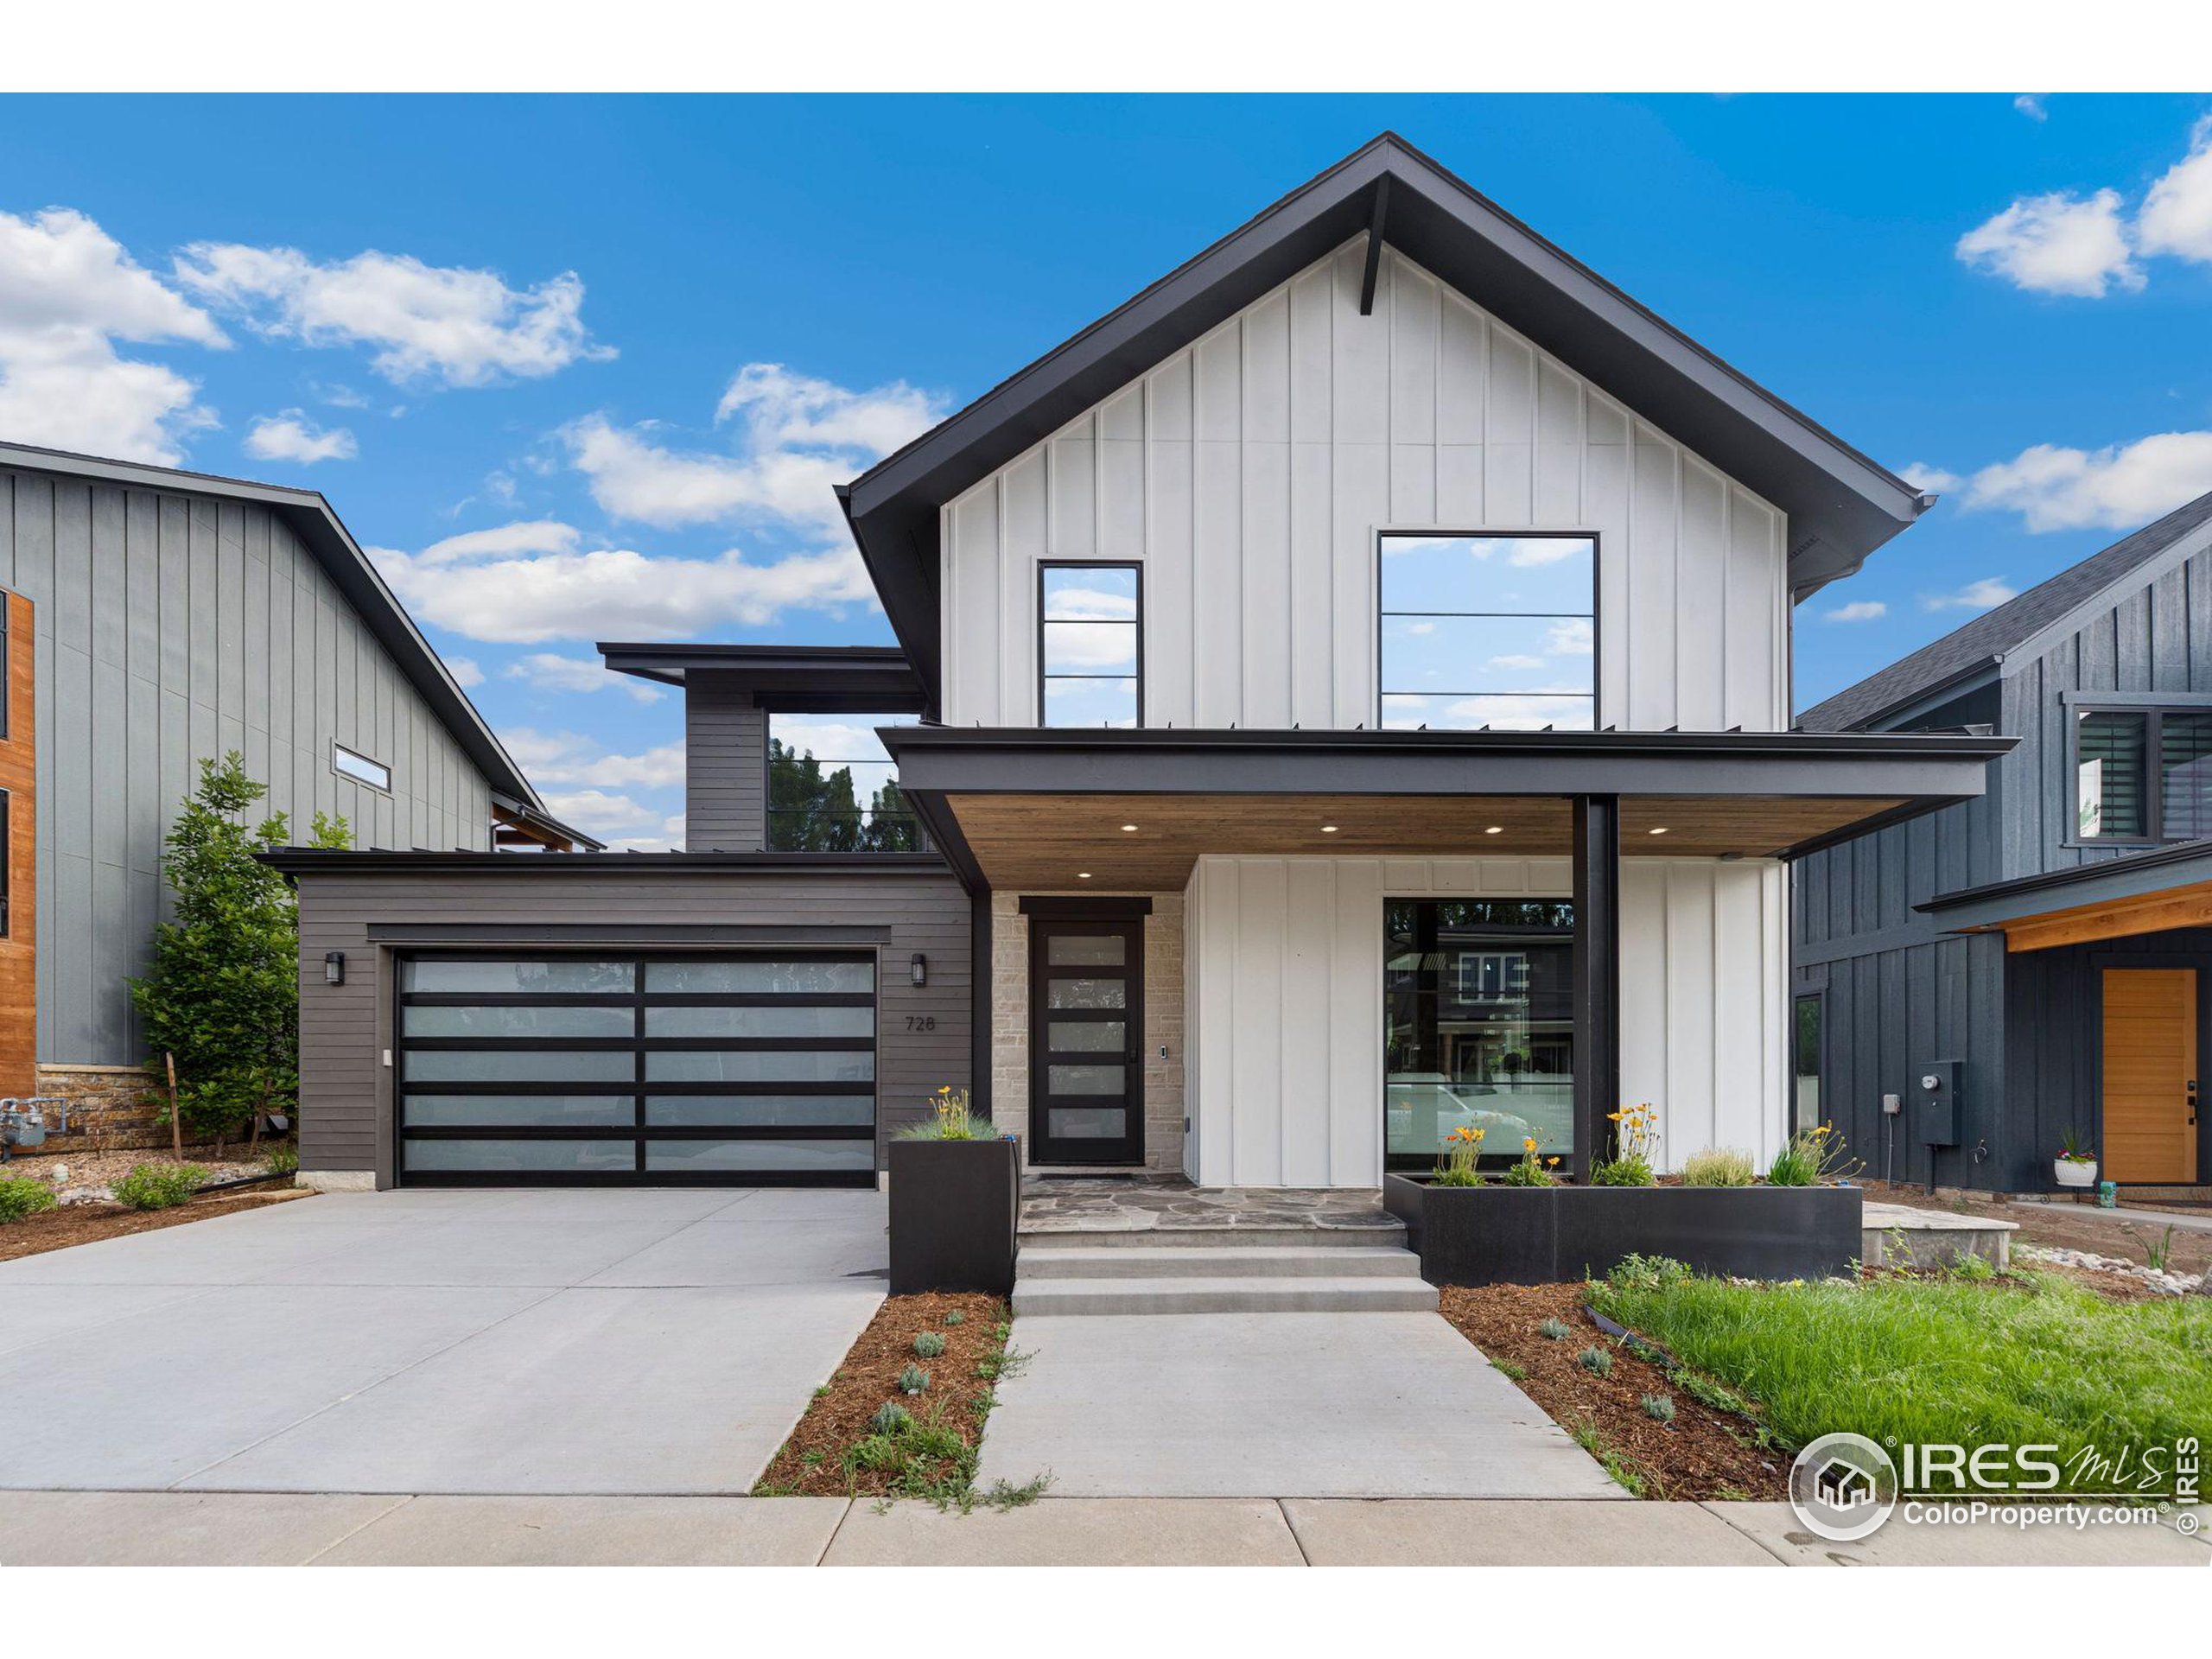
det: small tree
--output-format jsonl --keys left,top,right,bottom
{"left": 130, "top": 753, "right": 350, "bottom": 1150}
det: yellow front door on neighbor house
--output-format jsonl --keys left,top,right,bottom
{"left": 2101, "top": 968, "right": 2200, "bottom": 1184}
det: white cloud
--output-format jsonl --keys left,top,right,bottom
{"left": 1955, "top": 189, "right": 2142, "bottom": 297}
{"left": 244, "top": 409, "right": 356, "bottom": 464}
{"left": 174, "top": 242, "right": 612, "bottom": 388}
{"left": 566, "top": 363, "right": 946, "bottom": 533}
{"left": 1825, "top": 601, "right": 1888, "bottom": 623}
{"left": 1545, "top": 619, "right": 1594, "bottom": 656}
{"left": 2014, "top": 95, "right": 2048, "bottom": 122}
{"left": 1963, "top": 431, "right": 2212, "bottom": 531}
{"left": 1924, "top": 578, "right": 2019, "bottom": 613}
{"left": 0, "top": 207, "right": 228, "bottom": 463}
{"left": 447, "top": 657, "right": 484, "bottom": 688}
{"left": 1503, "top": 537, "right": 1586, "bottom": 567}
{"left": 1899, "top": 461, "right": 1962, "bottom": 494}
{"left": 539, "top": 787, "right": 662, "bottom": 837}
{"left": 505, "top": 651, "right": 664, "bottom": 703}
{"left": 503, "top": 728, "right": 684, "bottom": 791}
{"left": 1487, "top": 653, "right": 1545, "bottom": 671}
{"left": 2139, "top": 116, "right": 2212, "bottom": 264}
{"left": 370, "top": 518, "right": 879, "bottom": 644}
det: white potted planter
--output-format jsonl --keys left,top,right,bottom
{"left": 2054, "top": 1144, "right": 2099, "bottom": 1189}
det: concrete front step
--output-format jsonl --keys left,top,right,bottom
{"left": 1019, "top": 1245, "right": 1424, "bottom": 1281}
{"left": 1016, "top": 1224, "right": 1405, "bottom": 1251}
{"left": 1012, "top": 1275, "right": 1441, "bottom": 1316}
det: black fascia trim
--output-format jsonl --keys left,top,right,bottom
{"left": 882, "top": 725, "right": 2014, "bottom": 803}
{"left": 260, "top": 849, "right": 953, "bottom": 876}
{"left": 370, "top": 923, "right": 897, "bottom": 944}
{"left": 899, "top": 788, "right": 988, "bottom": 894}
{"left": 1919, "top": 836, "right": 2212, "bottom": 919}
{"left": 599, "top": 645, "right": 928, "bottom": 714}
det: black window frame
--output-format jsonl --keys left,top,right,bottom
{"left": 332, "top": 741, "right": 393, "bottom": 796}
{"left": 1791, "top": 990, "right": 1823, "bottom": 1135}
{"left": 0, "top": 787, "right": 10, "bottom": 939}
{"left": 0, "top": 588, "right": 10, "bottom": 742}
{"left": 1038, "top": 560, "right": 1143, "bottom": 729}
{"left": 763, "top": 710, "right": 921, "bottom": 852}
{"left": 2069, "top": 702, "right": 2212, "bottom": 847}
{"left": 1375, "top": 529, "right": 1601, "bottom": 732}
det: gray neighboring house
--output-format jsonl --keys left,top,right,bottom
{"left": 0, "top": 442, "right": 588, "bottom": 1131}
{"left": 1795, "top": 489, "right": 2212, "bottom": 1195}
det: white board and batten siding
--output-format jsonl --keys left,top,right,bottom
{"left": 940, "top": 238, "right": 1789, "bottom": 735}
{"left": 1183, "top": 855, "right": 1786, "bottom": 1186}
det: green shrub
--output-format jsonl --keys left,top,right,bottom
{"left": 913, "top": 1331, "right": 947, "bottom": 1358}
{"left": 1432, "top": 1125, "right": 1487, "bottom": 1186}
{"left": 1498, "top": 1137, "right": 1561, "bottom": 1186}
{"left": 1607, "top": 1252, "right": 1691, "bottom": 1294}
{"left": 1950, "top": 1251, "right": 1996, "bottom": 1282}
{"left": 943, "top": 1310, "right": 965, "bottom": 1325}
{"left": 897, "top": 1363, "right": 930, "bottom": 1395}
{"left": 110, "top": 1163, "right": 206, "bottom": 1211}
{"left": 1590, "top": 1154, "right": 1654, "bottom": 1186}
{"left": 264, "top": 1142, "right": 299, "bottom": 1177}
{"left": 1679, "top": 1147, "right": 1755, "bottom": 1187}
{"left": 1576, "top": 1345, "right": 1614, "bottom": 1377}
{"left": 1768, "top": 1123, "right": 1856, "bottom": 1186}
{"left": 868, "top": 1401, "right": 912, "bottom": 1436}
{"left": 1641, "top": 1392, "right": 1676, "bottom": 1423}
{"left": 0, "top": 1175, "right": 57, "bottom": 1224}
{"left": 1536, "top": 1316, "right": 1573, "bottom": 1340}
{"left": 898, "top": 1086, "right": 986, "bottom": 1141}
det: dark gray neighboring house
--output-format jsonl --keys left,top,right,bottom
{"left": 1794, "top": 489, "right": 2212, "bottom": 1194}
{"left": 0, "top": 442, "right": 587, "bottom": 1114}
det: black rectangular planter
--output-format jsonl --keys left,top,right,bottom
{"left": 887, "top": 1137, "right": 1020, "bottom": 1295}
{"left": 1383, "top": 1174, "right": 1863, "bottom": 1286}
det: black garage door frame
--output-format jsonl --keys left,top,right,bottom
{"left": 393, "top": 949, "right": 880, "bottom": 1187}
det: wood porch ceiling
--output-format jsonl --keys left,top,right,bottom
{"left": 1961, "top": 877, "right": 2212, "bottom": 954}
{"left": 942, "top": 793, "right": 1904, "bottom": 889}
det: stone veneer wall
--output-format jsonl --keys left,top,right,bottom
{"left": 33, "top": 1063, "right": 167, "bottom": 1148}
{"left": 991, "top": 891, "right": 1185, "bottom": 1175}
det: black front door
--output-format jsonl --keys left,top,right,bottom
{"left": 1028, "top": 917, "right": 1144, "bottom": 1166}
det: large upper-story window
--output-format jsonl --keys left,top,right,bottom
{"left": 2075, "top": 705, "right": 2212, "bottom": 842}
{"left": 1039, "top": 563, "right": 1141, "bottom": 728}
{"left": 1379, "top": 533, "right": 1595, "bottom": 731}
{"left": 767, "top": 714, "right": 918, "bottom": 851}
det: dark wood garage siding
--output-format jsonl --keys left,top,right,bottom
{"left": 293, "top": 859, "right": 972, "bottom": 1185}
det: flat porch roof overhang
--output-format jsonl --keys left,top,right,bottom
{"left": 1922, "top": 838, "right": 2212, "bottom": 953}
{"left": 880, "top": 727, "right": 2015, "bottom": 892}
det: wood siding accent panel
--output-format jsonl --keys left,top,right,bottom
{"left": 0, "top": 590, "right": 35, "bottom": 1094}
{"left": 293, "top": 867, "right": 973, "bottom": 1181}
{"left": 1183, "top": 853, "right": 1784, "bottom": 1185}
{"left": 683, "top": 677, "right": 766, "bottom": 851}
{"left": 939, "top": 241, "right": 1790, "bottom": 735}
{"left": 0, "top": 465, "right": 496, "bottom": 1068}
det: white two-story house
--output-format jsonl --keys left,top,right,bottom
{"left": 280, "top": 134, "right": 2007, "bottom": 1192}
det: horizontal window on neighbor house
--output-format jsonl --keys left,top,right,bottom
{"left": 2075, "top": 706, "right": 2212, "bottom": 842}
{"left": 333, "top": 743, "right": 391, "bottom": 792}
{"left": 768, "top": 712, "right": 918, "bottom": 853}
{"left": 1379, "top": 533, "right": 1594, "bottom": 731}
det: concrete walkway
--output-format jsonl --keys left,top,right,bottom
{"left": 0, "top": 1188, "right": 887, "bottom": 1495}
{"left": 3, "top": 1492, "right": 2203, "bottom": 1566}
{"left": 974, "top": 1311, "right": 1624, "bottom": 1498}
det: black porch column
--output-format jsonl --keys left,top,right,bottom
{"left": 1571, "top": 794, "right": 1622, "bottom": 1185}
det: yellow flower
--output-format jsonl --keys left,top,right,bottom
{"left": 1547, "top": 1156, "right": 1560, "bottom": 1166}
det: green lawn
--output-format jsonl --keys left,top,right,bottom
{"left": 1588, "top": 1269, "right": 2212, "bottom": 1458}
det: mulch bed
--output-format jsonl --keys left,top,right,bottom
{"left": 755, "top": 1291, "right": 1010, "bottom": 1497}
{"left": 0, "top": 1187, "right": 311, "bottom": 1262}
{"left": 1438, "top": 1282, "right": 1789, "bottom": 1501}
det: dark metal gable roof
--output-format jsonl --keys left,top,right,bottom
{"left": 842, "top": 130, "right": 1929, "bottom": 705}
{"left": 1798, "top": 487, "right": 2212, "bottom": 734}
{"left": 0, "top": 440, "right": 543, "bottom": 809}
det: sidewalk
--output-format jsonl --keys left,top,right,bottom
{"left": 3, "top": 1492, "right": 2204, "bottom": 1567}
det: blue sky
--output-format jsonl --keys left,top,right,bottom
{"left": 4, "top": 92, "right": 2211, "bottom": 845}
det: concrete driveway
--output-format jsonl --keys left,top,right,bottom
{"left": 0, "top": 1188, "right": 886, "bottom": 1495}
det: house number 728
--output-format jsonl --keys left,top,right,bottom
{"left": 906, "top": 1015, "right": 937, "bottom": 1032}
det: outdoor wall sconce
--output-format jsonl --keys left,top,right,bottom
{"left": 324, "top": 950, "right": 346, "bottom": 986}
{"left": 910, "top": 952, "right": 927, "bottom": 988}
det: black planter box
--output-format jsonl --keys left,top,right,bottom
{"left": 1383, "top": 1174, "right": 1863, "bottom": 1287}
{"left": 887, "top": 1137, "right": 1020, "bottom": 1295}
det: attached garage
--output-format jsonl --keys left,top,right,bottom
{"left": 270, "top": 851, "right": 974, "bottom": 1192}
{"left": 395, "top": 952, "right": 879, "bottom": 1185}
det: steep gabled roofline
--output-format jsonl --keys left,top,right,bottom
{"left": 843, "top": 131, "right": 1930, "bottom": 703}
{"left": 0, "top": 439, "right": 543, "bottom": 810}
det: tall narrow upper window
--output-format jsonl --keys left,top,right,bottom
{"left": 1378, "top": 534, "right": 1595, "bottom": 731}
{"left": 333, "top": 743, "right": 391, "bottom": 793}
{"left": 2075, "top": 706, "right": 2212, "bottom": 842}
{"left": 1039, "top": 564, "right": 1141, "bottom": 728}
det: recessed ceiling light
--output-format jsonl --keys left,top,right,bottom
{"left": 1484, "top": 825, "right": 1504, "bottom": 836}
{"left": 1648, "top": 827, "right": 1670, "bottom": 836}
{"left": 1121, "top": 823, "right": 1139, "bottom": 833}
{"left": 1320, "top": 824, "right": 1338, "bottom": 834}
{"left": 1077, "top": 871, "right": 1092, "bottom": 880}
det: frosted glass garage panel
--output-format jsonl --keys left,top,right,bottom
{"left": 404, "top": 1139, "right": 635, "bottom": 1172}
{"left": 645, "top": 960, "right": 874, "bottom": 995}
{"left": 404, "top": 1050, "right": 637, "bottom": 1083}
{"left": 645, "top": 1005, "right": 874, "bottom": 1039}
{"left": 402, "top": 1005, "right": 634, "bottom": 1039}
{"left": 644, "top": 1140, "right": 875, "bottom": 1172}
{"left": 645, "top": 1094, "right": 875, "bottom": 1126}
{"left": 644, "top": 1050, "right": 876, "bottom": 1084}
{"left": 404, "top": 1095, "right": 636, "bottom": 1128}
{"left": 400, "top": 960, "right": 634, "bottom": 995}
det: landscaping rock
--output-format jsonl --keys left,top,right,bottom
{"left": 2017, "top": 1244, "right": 2204, "bottom": 1297}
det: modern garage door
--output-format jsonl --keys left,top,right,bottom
{"left": 394, "top": 952, "right": 878, "bottom": 1185}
